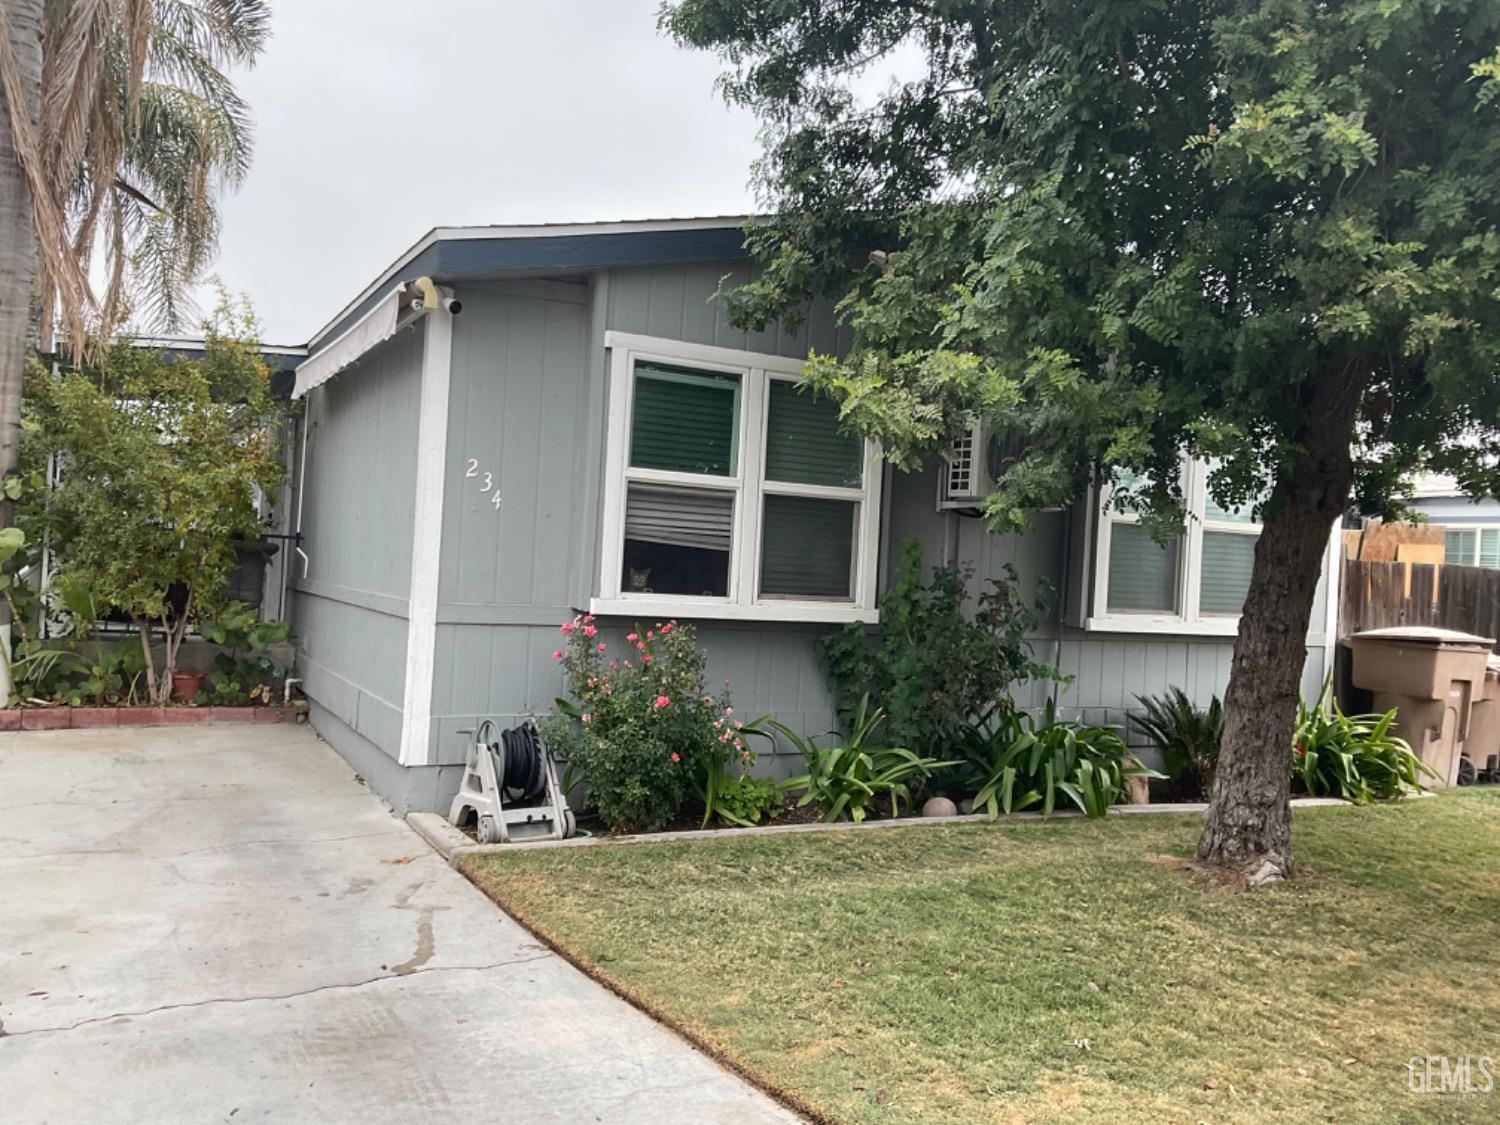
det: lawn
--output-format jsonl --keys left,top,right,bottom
{"left": 460, "top": 793, "right": 1500, "bottom": 1124}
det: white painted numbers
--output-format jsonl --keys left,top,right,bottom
{"left": 463, "top": 456, "right": 501, "bottom": 511}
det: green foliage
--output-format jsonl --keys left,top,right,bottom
{"left": 664, "top": 0, "right": 1500, "bottom": 527}
{"left": 200, "top": 599, "right": 289, "bottom": 705}
{"left": 773, "top": 696, "right": 957, "bottom": 823}
{"left": 19, "top": 298, "right": 284, "bottom": 703}
{"left": 1133, "top": 689, "right": 1224, "bottom": 801}
{"left": 9, "top": 638, "right": 147, "bottom": 707}
{"left": 706, "top": 772, "right": 782, "bottom": 828}
{"left": 818, "top": 538, "right": 1059, "bottom": 758}
{"left": 1293, "top": 684, "right": 1434, "bottom": 803}
{"left": 545, "top": 616, "right": 751, "bottom": 833}
{"left": 954, "top": 703, "right": 1159, "bottom": 820}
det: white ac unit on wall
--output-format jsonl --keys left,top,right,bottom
{"left": 938, "top": 422, "right": 1062, "bottom": 512}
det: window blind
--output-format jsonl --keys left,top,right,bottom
{"left": 759, "top": 495, "right": 855, "bottom": 599}
{"left": 1199, "top": 530, "right": 1257, "bottom": 615}
{"left": 1481, "top": 529, "right": 1500, "bottom": 569}
{"left": 629, "top": 364, "right": 739, "bottom": 476}
{"left": 1446, "top": 529, "right": 1476, "bottom": 566}
{"left": 1106, "top": 522, "right": 1179, "bottom": 613}
{"left": 764, "top": 382, "right": 863, "bottom": 488}
{"left": 624, "top": 484, "right": 733, "bottom": 552}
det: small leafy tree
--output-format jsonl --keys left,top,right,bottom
{"left": 22, "top": 300, "right": 283, "bottom": 703}
{"left": 819, "top": 537, "right": 1057, "bottom": 757}
{"left": 665, "top": 0, "right": 1500, "bottom": 876}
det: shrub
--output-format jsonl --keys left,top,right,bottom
{"left": 707, "top": 773, "right": 781, "bottom": 827}
{"left": 200, "top": 600, "right": 290, "bottom": 705}
{"left": 543, "top": 616, "right": 748, "bottom": 833}
{"left": 954, "top": 702, "right": 1160, "bottom": 818}
{"left": 1293, "top": 684, "right": 1434, "bottom": 803}
{"left": 1133, "top": 688, "right": 1223, "bottom": 800}
{"left": 818, "top": 538, "right": 1060, "bottom": 759}
{"left": 773, "top": 695, "right": 956, "bottom": 822}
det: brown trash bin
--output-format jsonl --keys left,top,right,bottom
{"left": 1343, "top": 626, "right": 1495, "bottom": 790}
{"left": 1462, "top": 656, "right": 1500, "bottom": 782}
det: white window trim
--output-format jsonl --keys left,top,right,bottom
{"left": 1086, "top": 460, "right": 1260, "bottom": 637}
{"left": 593, "top": 331, "right": 882, "bottom": 624}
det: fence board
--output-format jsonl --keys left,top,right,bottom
{"left": 1341, "top": 558, "right": 1500, "bottom": 649}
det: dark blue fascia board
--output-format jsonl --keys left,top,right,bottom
{"left": 309, "top": 226, "right": 750, "bottom": 357}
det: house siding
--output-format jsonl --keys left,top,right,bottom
{"left": 1410, "top": 495, "right": 1500, "bottom": 528}
{"left": 292, "top": 254, "right": 1337, "bottom": 811}
{"left": 289, "top": 325, "right": 423, "bottom": 797}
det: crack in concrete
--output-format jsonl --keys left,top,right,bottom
{"left": 0, "top": 953, "right": 554, "bottom": 1040}
{"left": 4, "top": 827, "right": 413, "bottom": 863}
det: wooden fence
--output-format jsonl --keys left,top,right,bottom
{"left": 1340, "top": 558, "right": 1500, "bottom": 648}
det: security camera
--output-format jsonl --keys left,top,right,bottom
{"left": 441, "top": 296, "right": 463, "bottom": 316}
{"left": 408, "top": 296, "right": 426, "bottom": 312}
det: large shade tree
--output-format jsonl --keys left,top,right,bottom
{"left": 665, "top": 0, "right": 1500, "bottom": 876}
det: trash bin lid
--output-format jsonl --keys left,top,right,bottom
{"left": 1346, "top": 625, "right": 1497, "bottom": 648}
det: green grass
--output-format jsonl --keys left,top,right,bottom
{"left": 461, "top": 792, "right": 1500, "bottom": 1123}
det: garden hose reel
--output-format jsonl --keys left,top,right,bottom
{"left": 447, "top": 721, "right": 576, "bottom": 844}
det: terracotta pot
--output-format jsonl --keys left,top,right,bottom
{"left": 171, "top": 670, "right": 207, "bottom": 703}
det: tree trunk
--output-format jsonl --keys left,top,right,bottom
{"left": 0, "top": 0, "right": 44, "bottom": 707}
{"left": 1197, "top": 362, "right": 1366, "bottom": 876}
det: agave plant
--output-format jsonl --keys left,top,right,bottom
{"left": 772, "top": 695, "right": 956, "bottom": 823}
{"left": 958, "top": 701, "right": 1162, "bottom": 819}
{"left": 1294, "top": 680, "right": 1436, "bottom": 803}
{"left": 1133, "top": 688, "right": 1223, "bottom": 800}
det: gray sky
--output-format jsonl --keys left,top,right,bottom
{"left": 207, "top": 1, "right": 763, "bottom": 344}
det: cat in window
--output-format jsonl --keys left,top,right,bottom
{"left": 627, "top": 566, "right": 653, "bottom": 593}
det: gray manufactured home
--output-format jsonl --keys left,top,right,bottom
{"left": 285, "top": 217, "right": 1343, "bottom": 812}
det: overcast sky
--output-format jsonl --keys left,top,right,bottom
{"left": 206, "top": 1, "right": 764, "bottom": 343}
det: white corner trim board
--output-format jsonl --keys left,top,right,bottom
{"left": 399, "top": 309, "right": 454, "bottom": 767}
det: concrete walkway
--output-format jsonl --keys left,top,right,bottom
{"left": 0, "top": 725, "right": 795, "bottom": 1124}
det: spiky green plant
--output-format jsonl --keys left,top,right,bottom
{"left": 1133, "top": 688, "right": 1224, "bottom": 801}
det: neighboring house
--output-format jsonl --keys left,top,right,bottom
{"left": 1408, "top": 475, "right": 1500, "bottom": 568}
{"left": 281, "top": 216, "right": 1344, "bottom": 812}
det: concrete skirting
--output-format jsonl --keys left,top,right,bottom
{"left": 407, "top": 796, "right": 1362, "bottom": 865}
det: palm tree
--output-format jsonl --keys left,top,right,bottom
{"left": 0, "top": 0, "right": 268, "bottom": 484}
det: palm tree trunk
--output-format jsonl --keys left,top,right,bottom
{"left": 1, "top": 0, "right": 42, "bottom": 493}
{"left": 0, "top": 0, "right": 44, "bottom": 705}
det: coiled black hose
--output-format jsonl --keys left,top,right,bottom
{"left": 477, "top": 720, "right": 549, "bottom": 804}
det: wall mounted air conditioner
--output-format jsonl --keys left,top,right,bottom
{"left": 937, "top": 422, "right": 1065, "bottom": 512}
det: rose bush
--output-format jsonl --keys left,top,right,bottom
{"left": 543, "top": 616, "right": 749, "bottom": 833}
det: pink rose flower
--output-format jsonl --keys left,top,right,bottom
{"left": 597, "top": 643, "right": 607, "bottom": 653}
{"left": 581, "top": 713, "right": 592, "bottom": 724}
{"left": 661, "top": 622, "right": 673, "bottom": 634}
{"left": 734, "top": 721, "right": 743, "bottom": 730}
{"left": 641, "top": 655, "right": 651, "bottom": 665}
{"left": 670, "top": 752, "right": 680, "bottom": 763}
{"left": 654, "top": 695, "right": 671, "bottom": 710}
{"left": 646, "top": 630, "right": 655, "bottom": 641}
{"left": 551, "top": 650, "right": 562, "bottom": 661}
{"left": 583, "top": 624, "right": 598, "bottom": 637}
{"left": 724, "top": 707, "right": 733, "bottom": 716}
{"left": 626, "top": 633, "right": 638, "bottom": 643}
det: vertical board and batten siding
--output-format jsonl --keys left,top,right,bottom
{"left": 289, "top": 326, "right": 422, "bottom": 781}
{"left": 292, "top": 255, "right": 1337, "bottom": 811}
{"left": 883, "top": 461, "right": 1334, "bottom": 755}
{"left": 416, "top": 267, "right": 854, "bottom": 794}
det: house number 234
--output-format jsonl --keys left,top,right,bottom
{"left": 464, "top": 458, "right": 503, "bottom": 510}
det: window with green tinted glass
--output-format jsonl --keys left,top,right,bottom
{"left": 629, "top": 363, "right": 739, "bottom": 476}
{"left": 759, "top": 495, "right": 856, "bottom": 599}
{"left": 1106, "top": 522, "right": 1180, "bottom": 613}
{"left": 764, "top": 381, "right": 863, "bottom": 487}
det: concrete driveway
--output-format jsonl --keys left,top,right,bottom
{"left": 0, "top": 725, "right": 795, "bottom": 1124}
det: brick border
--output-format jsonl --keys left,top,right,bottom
{"left": 3, "top": 705, "right": 298, "bottom": 731}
